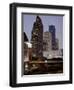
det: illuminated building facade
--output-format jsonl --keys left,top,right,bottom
{"left": 31, "top": 16, "right": 43, "bottom": 58}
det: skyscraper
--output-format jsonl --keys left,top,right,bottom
{"left": 43, "top": 31, "right": 52, "bottom": 58}
{"left": 49, "top": 25, "right": 56, "bottom": 50}
{"left": 43, "top": 31, "right": 52, "bottom": 51}
{"left": 55, "top": 38, "right": 59, "bottom": 50}
{"left": 31, "top": 16, "right": 43, "bottom": 58}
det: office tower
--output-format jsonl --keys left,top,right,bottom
{"left": 31, "top": 16, "right": 43, "bottom": 58}
{"left": 55, "top": 38, "right": 59, "bottom": 50}
{"left": 49, "top": 25, "right": 56, "bottom": 50}
{"left": 43, "top": 31, "right": 52, "bottom": 51}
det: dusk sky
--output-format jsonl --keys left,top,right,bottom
{"left": 22, "top": 14, "right": 63, "bottom": 49}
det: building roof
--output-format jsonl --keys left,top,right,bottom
{"left": 24, "top": 42, "right": 32, "bottom": 48}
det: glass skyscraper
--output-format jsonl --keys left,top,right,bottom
{"left": 31, "top": 16, "right": 43, "bottom": 57}
{"left": 49, "top": 25, "right": 56, "bottom": 50}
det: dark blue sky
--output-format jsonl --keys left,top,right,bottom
{"left": 22, "top": 14, "right": 63, "bottom": 49}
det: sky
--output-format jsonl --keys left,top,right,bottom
{"left": 22, "top": 14, "right": 63, "bottom": 49}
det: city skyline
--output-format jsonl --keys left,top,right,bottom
{"left": 23, "top": 15, "right": 63, "bottom": 75}
{"left": 22, "top": 14, "right": 63, "bottom": 49}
